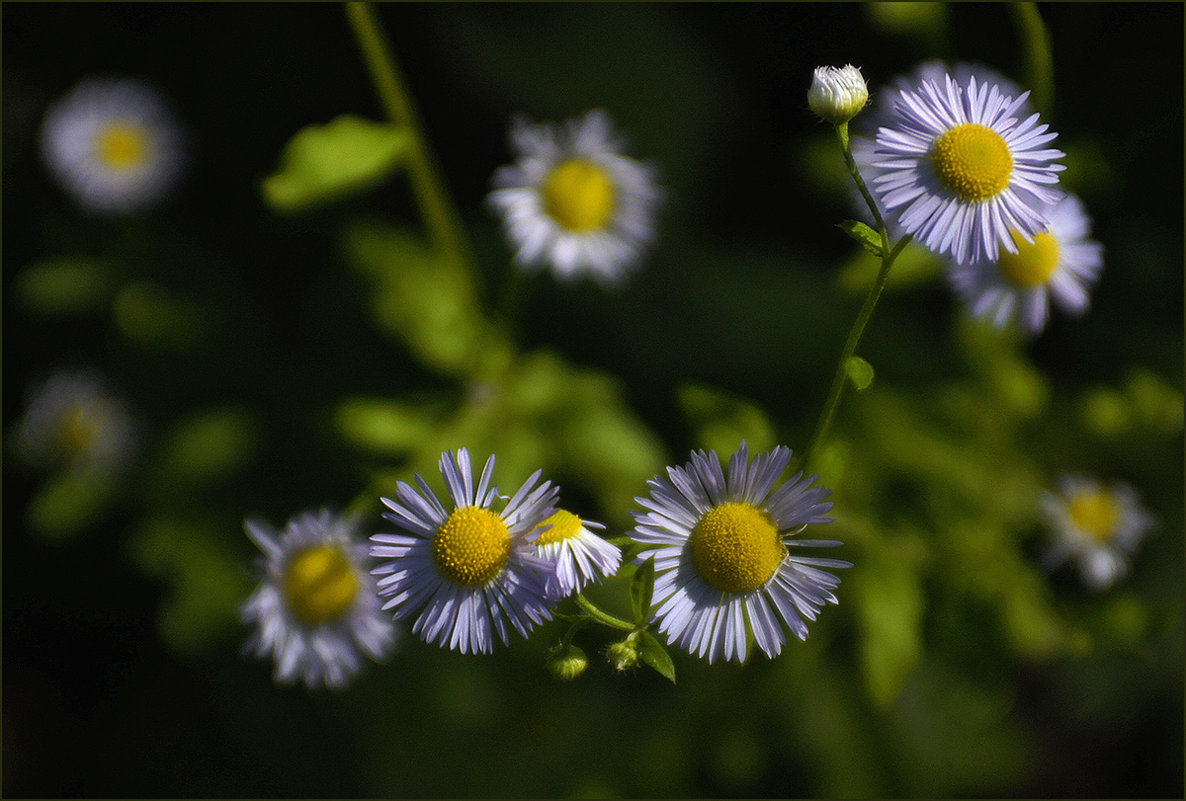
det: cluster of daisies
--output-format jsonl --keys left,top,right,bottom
{"left": 242, "top": 443, "right": 849, "bottom": 688}
{"left": 814, "top": 61, "right": 1103, "bottom": 335}
{"left": 240, "top": 441, "right": 1154, "bottom": 690}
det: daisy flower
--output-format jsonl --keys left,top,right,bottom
{"left": 370, "top": 449, "right": 560, "bottom": 654}
{"left": 1040, "top": 475, "right": 1156, "bottom": 590}
{"left": 851, "top": 61, "right": 1025, "bottom": 239}
{"left": 529, "top": 509, "right": 622, "bottom": 599}
{"left": 487, "top": 108, "right": 662, "bottom": 286}
{"left": 15, "top": 369, "right": 136, "bottom": 474}
{"left": 40, "top": 77, "right": 185, "bottom": 214}
{"left": 631, "top": 442, "right": 850, "bottom": 664}
{"left": 949, "top": 193, "right": 1103, "bottom": 333}
{"left": 241, "top": 509, "right": 398, "bottom": 690}
{"left": 808, "top": 64, "right": 869, "bottom": 126}
{"left": 871, "top": 71, "right": 1065, "bottom": 264}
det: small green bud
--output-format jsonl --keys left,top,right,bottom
{"left": 808, "top": 65, "right": 869, "bottom": 125}
{"left": 546, "top": 643, "right": 588, "bottom": 681}
{"left": 606, "top": 632, "right": 642, "bottom": 672}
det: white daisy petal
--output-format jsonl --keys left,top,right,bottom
{"left": 487, "top": 108, "right": 662, "bottom": 285}
{"left": 631, "top": 442, "right": 849, "bottom": 663}
{"left": 947, "top": 193, "right": 1103, "bottom": 335}
{"left": 370, "top": 451, "right": 559, "bottom": 653}
{"left": 242, "top": 509, "right": 398, "bottom": 690}
{"left": 1039, "top": 474, "right": 1156, "bottom": 591}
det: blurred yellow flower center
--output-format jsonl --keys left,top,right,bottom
{"left": 532, "top": 509, "right": 583, "bottom": 546}
{"left": 283, "top": 545, "right": 359, "bottom": 626}
{"left": 998, "top": 230, "right": 1061, "bottom": 287}
{"left": 58, "top": 405, "right": 99, "bottom": 454}
{"left": 691, "top": 502, "right": 784, "bottom": 593}
{"left": 433, "top": 506, "right": 510, "bottom": 586}
{"left": 1067, "top": 491, "right": 1120, "bottom": 542}
{"left": 931, "top": 123, "right": 1013, "bottom": 202}
{"left": 541, "top": 159, "right": 616, "bottom": 232}
{"left": 96, "top": 123, "right": 148, "bottom": 170}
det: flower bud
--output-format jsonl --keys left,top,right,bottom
{"left": 808, "top": 65, "right": 869, "bottom": 125}
{"left": 606, "top": 632, "right": 641, "bottom": 672}
{"left": 546, "top": 643, "right": 588, "bottom": 680}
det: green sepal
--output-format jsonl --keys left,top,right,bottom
{"left": 637, "top": 630, "right": 676, "bottom": 683}
{"left": 837, "top": 220, "right": 884, "bottom": 257}
{"left": 845, "top": 356, "right": 875, "bottom": 391}
{"left": 262, "top": 115, "right": 412, "bottom": 213}
{"left": 630, "top": 556, "right": 655, "bottom": 625}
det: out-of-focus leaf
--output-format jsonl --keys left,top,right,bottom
{"left": 637, "top": 629, "right": 676, "bottom": 683}
{"left": 867, "top": 1, "right": 949, "bottom": 38}
{"left": 345, "top": 222, "right": 503, "bottom": 377}
{"left": 126, "top": 516, "right": 251, "bottom": 655}
{"left": 837, "top": 220, "right": 884, "bottom": 257}
{"left": 631, "top": 557, "right": 655, "bottom": 625}
{"left": 852, "top": 546, "right": 923, "bottom": 705}
{"left": 156, "top": 407, "right": 255, "bottom": 486}
{"left": 262, "top": 115, "right": 411, "bottom": 213}
{"left": 678, "top": 383, "right": 776, "bottom": 456}
{"left": 838, "top": 239, "right": 943, "bottom": 293}
{"left": 26, "top": 470, "right": 116, "bottom": 540}
{"left": 845, "top": 355, "right": 875, "bottom": 390}
{"left": 335, "top": 397, "right": 441, "bottom": 455}
{"left": 113, "top": 281, "right": 207, "bottom": 348}
{"left": 1080, "top": 387, "right": 1130, "bottom": 438}
{"left": 16, "top": 258, "right": 117, "bottom": 315}
{"left": 1125, "top": 368, "right": 1184, "bottom": 433}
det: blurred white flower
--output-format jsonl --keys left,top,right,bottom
{"left": 242, "top": 509, "right": 398, "bottom": 689}
{"left": 16, "top": 369, "right": 136, "bottom": 474}
{"left": 488, "top": 109, "right": 662, "bottom": 286}
{"left": 1040, "top": 475, "right": 1156, "bottom": 590}
{"left": 40, "top": 77, "right": 186, "bottom": 214}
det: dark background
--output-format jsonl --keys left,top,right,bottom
{"left": 4, "top": 3, "right": 1182, "bottom": 797}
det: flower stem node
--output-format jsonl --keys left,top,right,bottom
{"left": 606, "top": 631, "right": 643, "bottom": 672}
{"left": 546, "top": 643, "right": 589, "bottom": 681}
{"left": 809, "top": 65, "right": 869, "bottom": 126}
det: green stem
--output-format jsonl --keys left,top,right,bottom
{"left": 805, "top": 124, "right": 911, "bottom": 472}
{"left": 806, "top": 236, "right": 910, "bottom": 471}
{"left": 836, "top": 122, "right": 891, "bottom": 256}
{"left": 345, "top": 2, "right": 472, "bottom": 267}
{"left": 1010, "top": 2, "right": 1055, "bottom": 115}
{"left": 575, "top": 593, "right": 635, "bottom": 633}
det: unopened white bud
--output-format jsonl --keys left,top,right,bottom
{"left": 808, "top": 64, "right": 869, "bottom": 125}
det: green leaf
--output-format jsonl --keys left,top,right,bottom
{"left": 27, "top": 471, "right": 117, "bottom": 540}
{"left": 630, "top": 557, "right": 655, "bottom": 625}
{"left": 262, "top": 115, "right": 412, "bottom": 213}
{"left": 845, "top": 356, "right": 875, "bottom": 391}
{"left": 836, "top": 220, "right": 884, "bottom": 257}
{"left": 637, "top": 630, "right": 676, "bottom": 683}
{"left": 345, "top": 222, "right": 500, "bottom": 377}
{"left": 335, "top": 397, "right": 441, "bottom": 454}
{"left": 678, "top": 383, "right": 776, "bottom": 456}
{"left": 17, "top": 258, "right": 117, "bottom": 315}
{"left": 154, "top": 407, "right": 255, "bottom": 488}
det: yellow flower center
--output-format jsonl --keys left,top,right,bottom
{"left": 540, "top": 159, "right": 616, "bottom": 232}
{"left": 283, "top": 545, "right": 360, "bottom": 626}
{"left": 96, "top": 123, "right": 148, "bottom": 170}
{"left": 58, "top": 405, "right": 100, "bottom": 454}
{"left": 532, "top": 509, "right": 583, "bottom": 546}
{"left": 1067, "top": 491, "right": 1120, "bottom": 542}
{"left": 997, "top": 230, "right": 1061, "bottom": 287}
{"left": 690, "top": 502, "right": 784, "bottom": 593}
{"left": 931, "top": 123, "right": 1013, "bottom": 202}
{"left": 432, "top": 506, "right": 511, "bottom": 586}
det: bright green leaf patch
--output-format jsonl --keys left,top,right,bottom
{"left": 262, "top": 115, "right": 412, "bottom": 213}
{"left": 637, "top": 630, "right": 676, "bottom": 683}
{"left": 630, "top": 557, "right": 655, "bottom": 625}
{"left": 837, "top": 219, "right": 884, "bottom": 257}
{"left": 845, "top": 356, "right": 875, "bottom": 390}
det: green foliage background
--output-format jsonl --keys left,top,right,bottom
{"left": 3, "top": 3, "right": 1182, "bottom": 797}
